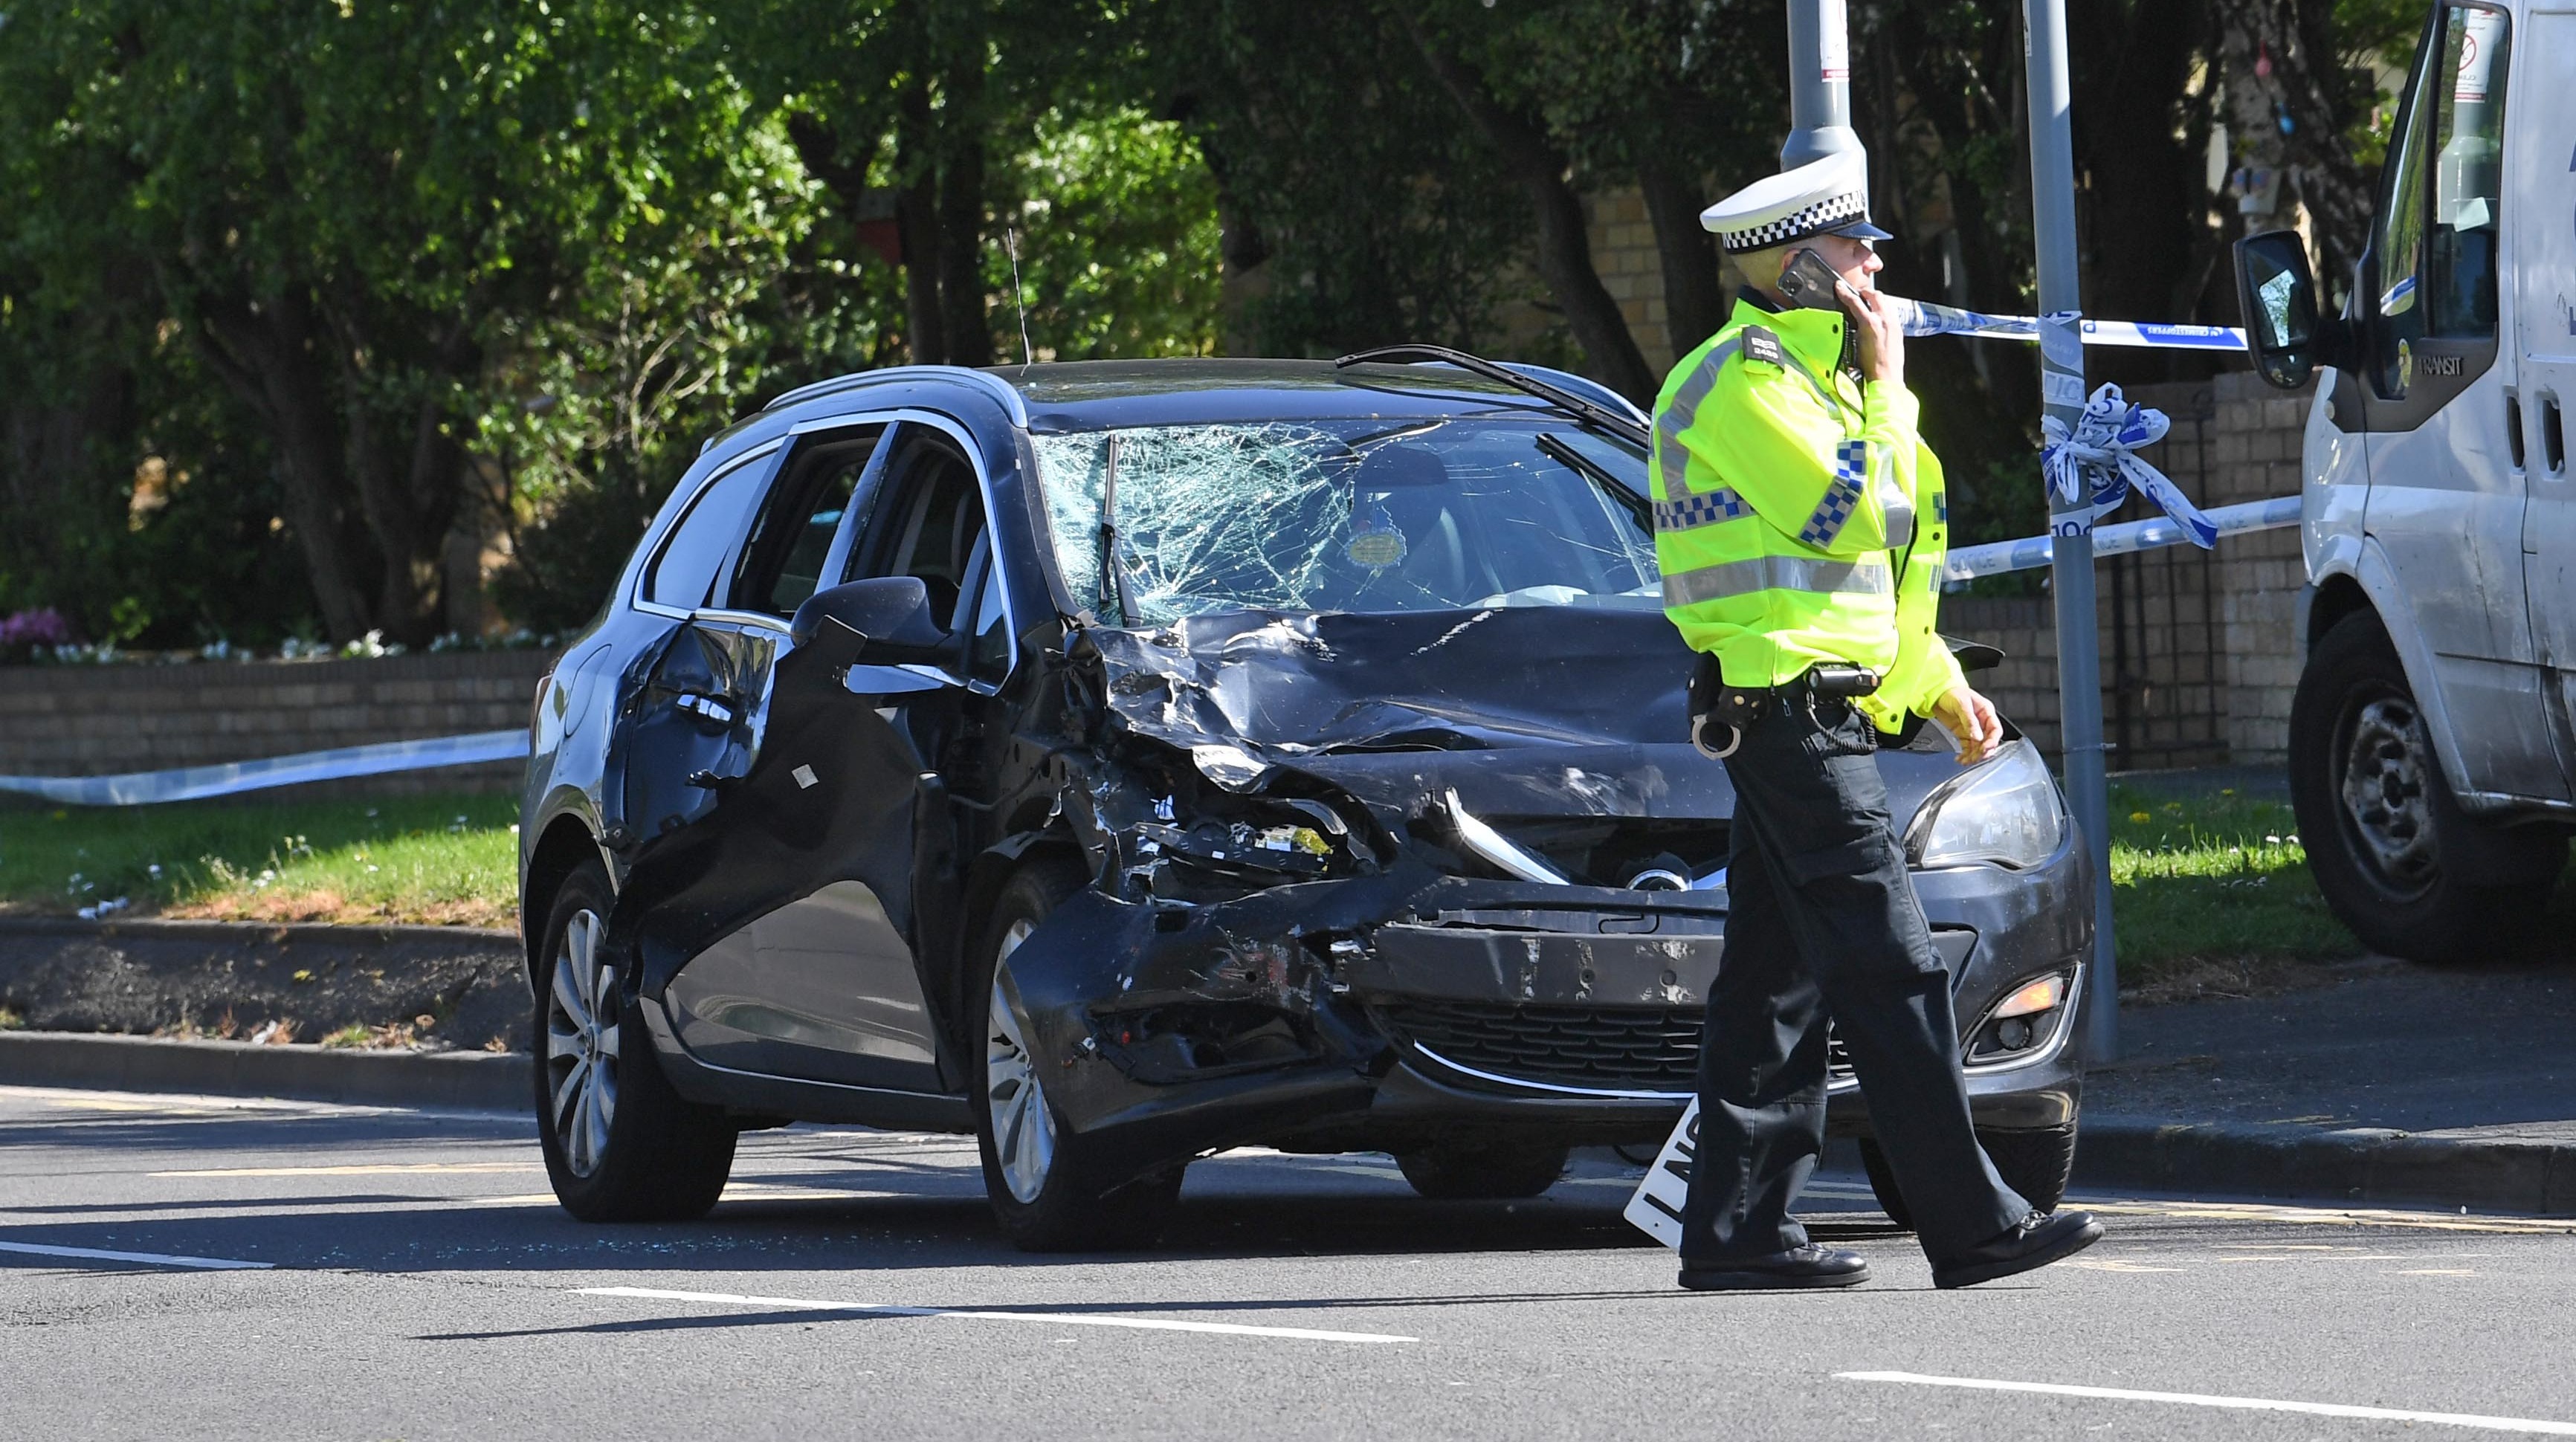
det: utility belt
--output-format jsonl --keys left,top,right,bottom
{"left": 1688, "top": 657, "right": 1881, "bottom": 760}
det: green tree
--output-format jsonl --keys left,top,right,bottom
{"left": 1, "top": 0, "right": 816, "bottom": 643}
{"left": 1000, "top": 107, "right": 1222, "bottom": 360}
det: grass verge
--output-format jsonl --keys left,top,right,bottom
{"left": 2105, "top": 780, "right": 2360, "bottom": 1001}
{"left": 0, "top": 792, "right": 517, "bottom": 928}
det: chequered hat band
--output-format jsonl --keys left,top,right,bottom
{"left": 1719, "top": 191, "right": 1869, "bottom": 254}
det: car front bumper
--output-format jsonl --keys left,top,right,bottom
{"left": 1003, "top": 831, "right": 2091, "bottom": 1172}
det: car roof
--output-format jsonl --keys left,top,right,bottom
{"left": 988, "top": 358, "right": 1607, "bottom": 433}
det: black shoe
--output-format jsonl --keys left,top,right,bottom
{"left": 1678, "top": 1244, "right": 1870, "bottom": 1292}
{"left": 1931, "top": 1209, "right": 2105, "bottom": 1290}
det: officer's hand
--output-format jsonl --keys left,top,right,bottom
{"left": 1931, "top": 684, "right": 2000, "bottom": 766}
{"left": 1839, "top": 280, "right": 1905, "bottom": 387}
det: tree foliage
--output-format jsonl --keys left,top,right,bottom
{"left": 0, "top": 0, "right": 2427, "bottom": 641}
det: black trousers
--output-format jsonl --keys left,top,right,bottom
{"left": 1677, "top": 689, "right": 2028, "bottom": 1262}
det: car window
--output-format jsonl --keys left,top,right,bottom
{"left": 643, "top": 450, "right": 776, "bottom": 611}
{"left": 728, "top": 426, "right": 888, "bottom": 615}
{"left": 1027, "top": 418, "right": 1657, "bottom": 624}
{"left": 855, "top": 434, "right": 988, "bottom": 628}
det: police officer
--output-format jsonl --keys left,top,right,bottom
{"left": 1656, "top": 150, "right": 2102, "bottom": 1290}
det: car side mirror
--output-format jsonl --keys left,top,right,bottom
{"left": 2234, "top": 231, "right": 2325, "bottom": 391}
{"left": 790, "top": 575, "right": 955, "bottom": 666}
{"left": 1941, "top": 635, "right": 2005, "bottom": 673}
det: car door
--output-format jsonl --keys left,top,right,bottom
{"left": 616, "top": 418, "right": 1003, "bottom": 1096}
{"left": 607, "top": 442, "right": 789, "bottom": 852}
{"left": 616, "top": 420, "right": 941, "bottom": 1093}
{"left": 2357, "top": 0, "right": 2566, "bottom": 803}
{"left": 2515, "top": 4, "right": 2576, "bottom": 795}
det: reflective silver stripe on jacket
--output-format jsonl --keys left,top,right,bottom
{"left": 1875, "top": 442, "right": 1914, "bottom": 548}
{"left": 1660, "top": 555, "right": 1894, "bottom": 608}
{"left": 1652, "top": 335, "right": 1746, "bottom": 501}
{"left": 1875, "top": 489, "right": 1916, "bottom": 551}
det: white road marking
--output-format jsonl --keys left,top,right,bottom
{"left": 1841, "top": 1371, "right": 2576, "bottom": 1435}
{"left": 152, "top": 1163, "right": 538, "bottom": 1177}
{"left": 0, "top": 1240, "right": 272, "bottom": 1271}
{"left": 577, "top": 1285, "right": 1415, "bottom": 1345}
{"left": 0, "top": 1084, "right": 396, "bottom": 1116}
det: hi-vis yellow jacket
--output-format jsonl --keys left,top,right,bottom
{"left": 1651, "top": 295, "right": 1964, "bottom": 734}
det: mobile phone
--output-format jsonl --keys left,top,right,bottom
{"left": 1777, "top": 248, "right": 1849, "bottom": 311}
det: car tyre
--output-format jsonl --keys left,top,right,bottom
{"left": 972, "top": 856, "right": 1184, "bottom": 1252}
{"left": 533, "top": 858, "right": 737, "bottom": 1222}
{"left": 2290, "top": 613, "right": 2565, "bottom": 963}
{"left": 1858, "top": 1126, "right": 2075, "bottom": 1232}
{"left": 1395, "top": 1141, "right": 1570, "bottom": 1200}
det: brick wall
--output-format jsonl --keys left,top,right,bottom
{"left": 1587, "top": 189, "right": 1681, "bottom": 377}
{"left": 0, "top": 650, "right": 558, "bottom": 800}
{"left": 2205, "top": 373, "right": 2314, "bottom": 766}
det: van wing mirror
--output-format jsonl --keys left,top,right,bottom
{"left": 789, "top": 575, "right": 956, "bottom": 667}
{"left": 2233, "top": 231, "right": 2323, "bottom": 391}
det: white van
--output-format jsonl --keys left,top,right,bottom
{"left": 2235, "top": 0, "right": 2570, "bottom": 961}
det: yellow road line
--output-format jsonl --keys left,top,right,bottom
{"left": 2080, "top": 1197, "right": 2576, "bottom": 1235}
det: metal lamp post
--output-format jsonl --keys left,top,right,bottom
{"left": 2020, "top": 0, "right": 2120, "bottom": 1063}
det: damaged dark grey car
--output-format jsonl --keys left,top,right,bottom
{"left": 517, "top": 355, "right": 2092, "bottom": 1249}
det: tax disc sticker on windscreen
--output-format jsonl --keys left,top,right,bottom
{"left": 1343, "top": 505, "right": 1408, "bottom": 571}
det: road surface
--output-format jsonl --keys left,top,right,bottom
{"left": 5, "top": 1083, "right": 2571, "bottom": 1439}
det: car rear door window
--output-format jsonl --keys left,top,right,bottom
{"left": 643, "top": 450, "right": 777, "bottom": 611}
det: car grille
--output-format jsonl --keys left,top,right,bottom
{"left": 1378, "top": 1000, "right": 1699, "bottom": 1090}
{"left": 1378, "top": 1000, "right": 1859, "bottom": 1094}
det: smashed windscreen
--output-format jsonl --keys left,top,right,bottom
{"left": 1030, "top": 419, "right": 1659, "bottom": 624}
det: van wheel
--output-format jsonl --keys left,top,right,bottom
{"left": 533, "top": 859, "right": 737, "bottom": 1221}
{"left": 1858, "top": 1126, "right": 2075, "bottom": 1232}
{"left": 972, "top": 856, "right": 1184, "bottom": 1252}
{"left": 2291, "top": 614, "right": 2565, "bottom": 963}
{"left": 1395, "top": 1142, "right": 1569, "bottom": 1200}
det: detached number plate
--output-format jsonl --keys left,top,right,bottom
{"left": 1623, "top": 1099, "right": 1699, "bottom": 1250}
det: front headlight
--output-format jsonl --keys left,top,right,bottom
{"left": 1905, "top": 739, "right": 2065, "bottom": 870}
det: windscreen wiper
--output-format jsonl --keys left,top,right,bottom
{"left": 1335, "top": 343, "right": 1650, "bottom": 449}
{"left": 1096, "top": 434, "right": 1139, "bottom": 625}
{"left": 1537, "top": 432, "right": 1653, "bottom": 531}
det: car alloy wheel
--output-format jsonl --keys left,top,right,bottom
{"left": 2337, "top": 694, "right": 2438, "bottom": 898}
{"left": 984, "top": 919, "right": 1056, "bottom": 1205}
{"left": 543, "top": 907, "right": 620, "bottom": 1178}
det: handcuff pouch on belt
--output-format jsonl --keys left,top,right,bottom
{"left": 1688, "top": 659, "right": 1882, "bottom": 760}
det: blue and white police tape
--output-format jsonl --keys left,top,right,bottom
{"left": 1890, "top": 297, "right": 2245, "bottom": 352}
{"left": 1945, "top": 494, "right": 2302, "bottom": 583}
{"left": 0, "top": 728, "right": 530, "bottom": 806}
{"left": 2040, "top": 383, "right": 2221, "bottom": 549}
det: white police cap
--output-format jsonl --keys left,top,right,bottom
{"left": 1699, "top": 150, "right": 1892, "bottom": 255}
